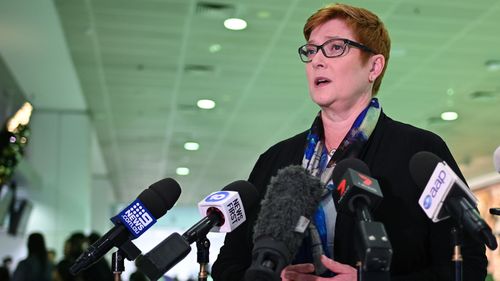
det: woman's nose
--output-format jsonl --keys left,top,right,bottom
{"left": 311, "top": 49, "right": 326, "bottom": 68}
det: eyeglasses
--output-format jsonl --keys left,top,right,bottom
{"left": 298, "top": 38, "right": 375, "bottom": 63}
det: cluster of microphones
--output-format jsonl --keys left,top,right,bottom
{"left": 69, "top": 150, "right": 500, "bottom": 281}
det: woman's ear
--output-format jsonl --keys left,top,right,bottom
{"left": 368, "top": 54, "right": 385, "bottom": 83}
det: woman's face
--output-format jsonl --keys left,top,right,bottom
{"left": 305, "top": 19, "right": 373, "bottom": 110}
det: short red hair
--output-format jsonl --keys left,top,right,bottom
{"left": 303, "top": 3, "right": 391, "bottom": 95}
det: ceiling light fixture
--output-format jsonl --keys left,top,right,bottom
{"left": 176, "top": 167, "right": 190, "bottom": 176}
{"left": 184, "top": 142, "right": 200, "bottom": 151}
{"left": 440, "top": 111, "right": 458, "bottom": 121}
{"left": 7, "top": 102, "right": 33, "bottom": 133}
{"left": 197, "top": 99, "right": 216, "bottom": 109}
{"left": 224, "top": 18, "right": 247, "bottom": 30}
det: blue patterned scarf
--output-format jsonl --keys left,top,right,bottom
{"left": 298, "top": 98, "right": 381, "bottom": 270}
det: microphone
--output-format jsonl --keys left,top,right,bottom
{"left": 330, "top": 159, "right": 392, "bottom": 273}
{"left": 409, "top": 151, "right": 497, "bottom": 250}
{"left": 245, "top": 165, "right": 323, "bottom": 281}
{"left": 70, "top": 178, "right": 181, "bottom": 275}
{"left": 185, "top": 180, "right": 259, "bottom": 242}
{"left": 136, "top": 180, "right": 258, "bottom": 281}
{"left": 330, "top": 158, "right": 383, "bottom": 220}
{"left": 494, "top": 146, "right": 500, "bottom": 173}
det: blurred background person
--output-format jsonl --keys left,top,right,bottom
{"left": 0, "top": 256, "right": 13, "bottom": 281}
{"left": 54, "top": 232, "right": 85, "bottom": 281}
{"left": 81, "top": 232, "right": 112, "bottom": 281}
{"left": 12, "top": 232, "right": 52, "bottom": 281}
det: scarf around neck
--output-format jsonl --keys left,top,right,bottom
{"left": 298, "top": 98, "right": 381, "bottom": 264}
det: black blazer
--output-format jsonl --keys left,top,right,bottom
{"left": 212, "top": 112, "right": 487, "bottom": 281}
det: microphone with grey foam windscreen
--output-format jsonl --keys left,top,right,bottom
{"left": 245, "top": 165, "right": 323, "bottom": 281}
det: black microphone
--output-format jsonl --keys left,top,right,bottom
{"left": 409, "top": 151, "right": 497, "bottom": 250}
{"left": 245, "top": 165, "right": 323, "bottom": 281}
{"left": 330, "top": 159, "right": 392, "bottom": 273}
{"left": 136, "top": 180, "right": 258, "bottom": 281}
{"left": 70, "top": 178, "right": 181, "bottom": 275}
{"left": 330, "top": 158, "right": 383, "bottom": 221}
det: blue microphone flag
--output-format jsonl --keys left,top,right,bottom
{"left": 112, "top": 199, "right": 157, "bottom": 238}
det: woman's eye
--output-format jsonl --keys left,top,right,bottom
{"left": 330, "top": 44, "right": 343, "bottom": 51}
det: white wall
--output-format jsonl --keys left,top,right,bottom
{"left": 0, "top": 0, "right": 97, "bottom": 264}
{"left": 26, "top": 111, "right": 92, "bottom": 256}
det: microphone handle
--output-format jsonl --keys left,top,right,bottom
{"left": 446, "top": 197, "right": 497, "bottom": 250}
{"left": 182, "top": 211, "right": 221, "bottom": 244}
{"left": 70, "top": 224, "right": 129, "bottom": 275}
{"left": 451, "top": 227, "right": 462, "bottom": 281}
{"left": 353, "top": 199, "right": 373, "bottom": 222}
{"left": 136, "top": 232, "right": 191, "bottom": 280}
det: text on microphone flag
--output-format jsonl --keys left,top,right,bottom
{"left": 114, "top": 199, "right": 157, "bottom": 238}
{"left": 198, "top": 190, "right": 246, "bottom": 232}
{"left": 228, "top": 197, "right": 244, "bottom": 224}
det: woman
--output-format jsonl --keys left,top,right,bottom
{"left": 212, "top": 3, "right": 487, "bottom": 281}
{"left": 12, "top": 233, "right": 52, "bottom": 281}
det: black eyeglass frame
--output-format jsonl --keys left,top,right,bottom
{"left": 298, "top": 38, "right": 376, "bottom": 63}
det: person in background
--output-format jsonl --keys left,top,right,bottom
{"left": 81, "top": 232, "right": 112, "bottom": 281}
{"left": 0, "top": 256, "right": 13, "bottom": 281}
{"left": 47, "top": 249, "right": 56, "bottom": 268}
{"left": 12, "top": 232, "right": 52, "bottom": 281}
{"left": 54, "top": 232, "right": 85, "bottom": 281}
{"left": 212, "top": 3, "right": 487, "bottom": 281}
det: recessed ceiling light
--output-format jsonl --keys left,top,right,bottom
{"left": 197, "top": 99, "right": 216, "bottom": 109}
{"left": 184, "top": 142, "right": 200, "bottom": 151}
{"left": 176, "top": 167, "right": 190, "bottom": 176}
{"left": 224, "top": 18, "right": 247, "bottom": 30}
{"left": 440, "top": 111, "right": 458, "bottom": 121}
{"left": 209, "top": 44, "right": 222, "bottom": 53}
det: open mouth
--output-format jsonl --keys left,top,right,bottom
{"left": 315, "top": 77, "right": 331, "bottom": 86}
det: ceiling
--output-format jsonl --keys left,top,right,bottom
{"left": 4, "top": 0, "right": 500, "bottom": 205}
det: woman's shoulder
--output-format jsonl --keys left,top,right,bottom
{"left": 248, "top": 131, "right": 307, "bottom": 189}
{"left": 265, "top": 130, "right": 308, "bottom": 153}
{"left": 380, "top": 114, "right": 446, "bottom": 147}
{"left": 256, "top": 130, "right": 308, "bottom": 165}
